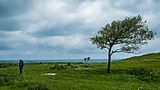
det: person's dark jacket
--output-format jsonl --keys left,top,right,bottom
{"left": 19, "top": 60, "right": 24, "bottom": 69}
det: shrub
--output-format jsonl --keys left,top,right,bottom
{"left": 28, "top": 82, "right": 49, "bottom": 90}
{"left": 126, "top": 68, "right": 159, "bottom": 82}
{"left": 67, "top": 63, "right": 70, "bottom": 66}
{"left": 50, "top": 63, "right": 82, "bottom": 70}
{"left": 81, "top": 64, "right": 89, "bottom": 68}
{"left": 0, "top": 73, "right": 49, "bottom": 89}
{"left": 50, "top": 64, "right": 67, "bottom": 70}
{"left": 0, "top": 63, "right": 6, "bottom": 68}
{"left": 13, "top": 75, "right": 29, "bottom": 88}
{"left": 0, "top": 63, "right": 17, "bottom": 68}
{"left": 0, "top": 73, "right": 30, "bottom": 88}
{"left": 15, "top": 80, "right": 28, "bottom": 88}
{"left": 76, "top": 62, "right": 84, "bottom": 64}
{"left": 0, "top": 73, "right": 15, "bottom": 86}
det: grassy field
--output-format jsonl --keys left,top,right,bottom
{"left": 0, "top": 52, "right": 160, "bottom": 90}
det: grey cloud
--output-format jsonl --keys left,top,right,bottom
{"left": 0, "top": 0, "right": 34, "bottom": 18}
{"left": 31, "top": 25, "right": 78, "bottom": 37}
{"left": 0, "top": 44, "right": 11, "bottom": 50}
{"left": 66, "top": 46, "right": 105, "bottom": 54}
{"left": 0, "top": 40, "right": 13, "bottom": 50}
{"left": 30, "top": 21, "right": 92, "bottom": 37}
{"left": 111, "top": 0, "right": 160, "bottom": 13}
{"left": 0, "top": 19, "right": 21, "bottom": 31}
{"left": 0, "top": 30, "right": 9, "bottom": 38}
{"left": 0, "top": 0, "right": 35, "bottom": 31}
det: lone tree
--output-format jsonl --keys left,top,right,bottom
{"left": 84, "top": 57, "right": 91, "bottom": 63}
{"left": 91, "top": 15, "right": 155, "bottom": 73}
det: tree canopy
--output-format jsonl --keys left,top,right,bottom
{"left": 91, "top": 15, "right": 156, "bottom": 73}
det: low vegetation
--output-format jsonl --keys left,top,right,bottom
{"left": 0, "top": 52, "right": 160, "bottom": 90}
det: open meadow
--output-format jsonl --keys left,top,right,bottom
{"left": 0, "top": 53, "right": 160, "bottom": 90}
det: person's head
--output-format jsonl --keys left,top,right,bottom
{"left": 19, "top": 59, "right": 22, "bottom": 61}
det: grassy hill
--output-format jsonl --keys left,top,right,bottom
{"left": 0, "top": 52, "right": 160, "bottom": 90}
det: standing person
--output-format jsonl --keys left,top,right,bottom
{"left": 19, "top": 59, "right": 24, "bottom": 74}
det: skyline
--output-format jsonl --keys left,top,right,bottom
{"left": 0, "top": 0, "right": 160, "bottom": 60}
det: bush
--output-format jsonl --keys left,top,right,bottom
{"left": 0, "top": 73, "right": 49, "bottom": 89}
{"left": 0, "top": 73, "right": 15, "bottom": 86}
{"left": 126, "top": 68, "right": 159, "bottom": 82}
{"left": 0, "top": 63, "right": 6, "bottom": 68}
{"left": 81, "top": 64, "right": 89, "bottom": 68}
{"left": 0, "top": 63, "right": 17, "bottom": 68}
{"left": 0, "top": 73, "right": 29, "bottom": 88}
{"left": 28, "top": 82, "right": 49, "bottom": 90}
{"left": 67, "top": 63, "right": 70, "bottom": 66}
{"left": 13, "top": 75, "right": 29, "bottom": 88}
{"left": 50, "top": 64, "right": 67, "bottom": 70}
{"left": 15, "top": 80, "right": 28, "bottom": 88}
{"left": 50, "top": 63, "right": 82, "bottom": 70}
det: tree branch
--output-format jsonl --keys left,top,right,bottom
{"left": 111, "top": 49, "right": 122, "bottom": 55}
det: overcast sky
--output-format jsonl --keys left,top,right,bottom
{"left": 0, "top": 0, "right": 160, "bottom": 60}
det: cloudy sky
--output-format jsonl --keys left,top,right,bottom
{"left": 0, "top": 0, "right": 160, "bottom": 60}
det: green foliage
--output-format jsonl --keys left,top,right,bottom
{"left": 50, "top": 63, "right": 87, "bottom": 70}
{"left": 28, "top": 82, "right": 49, "bottom": 90}
{"left": 91, "top": 15, "right": 155, "bottom": 53}
{"left": 0, "top": 71, "right": 49, "bottom": 89}
{"left": 0, "top": 73, "right": 15, "bottom": 86}
{"left": 81, "top": 64, "right": 89, "bottom": 68}
{"left": 91, "top": 15, "right": 156, "bottom": 73}
{"left": 0, "top": 73, "right": 29, "bottom": 88}
{"left": 50, "top": 64, "right": 68, "bottom": 70}
{"left": 126, "top": 68, "right": 159, "bottom": 82}
{"left": 0, "top": 63, "right": 17, "bottom": 68}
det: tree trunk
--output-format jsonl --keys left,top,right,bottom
{"left": 107, "top": 47, "right": 112, "bottom": 73}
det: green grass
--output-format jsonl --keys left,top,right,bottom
{"left": 0, "top": 52, "right": 160, "bottom": 90}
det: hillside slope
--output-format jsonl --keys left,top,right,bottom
{"left": 112, "top": 52, "right": 160, "bottom": 72}
{"left": 121, "top": 52, "right": 160, "bottom": 62}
